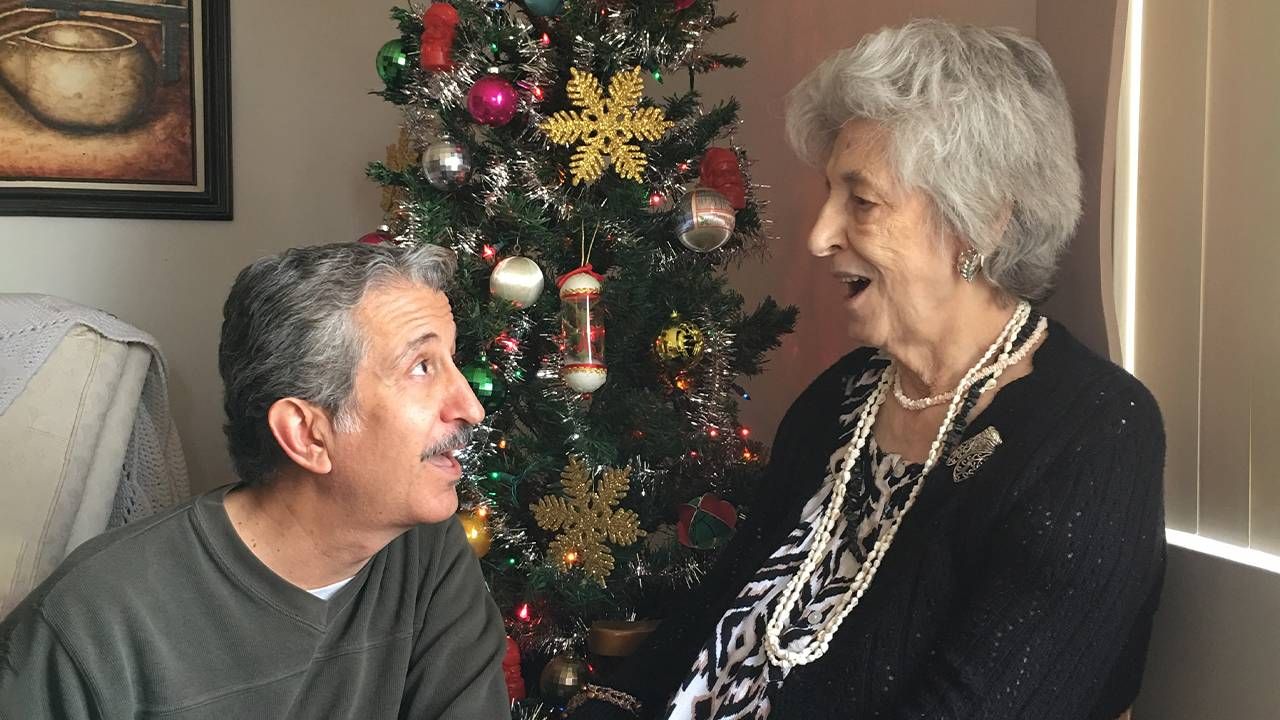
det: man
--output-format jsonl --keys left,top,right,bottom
{"left": 0, "top": 243, "right": 510, "bottom": 719}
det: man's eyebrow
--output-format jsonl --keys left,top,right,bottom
{"left": 396, "top": 331, "right": 440, "bottom": 365}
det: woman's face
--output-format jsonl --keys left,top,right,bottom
{"left": 807, "top": 119, "right": 966, "bottom": 351}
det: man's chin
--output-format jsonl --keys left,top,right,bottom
{"left": 416, "top": 492, "right": 460, "bottom": 525}
{"left": 404, "top": 467, "right": 462, "bottom": 524}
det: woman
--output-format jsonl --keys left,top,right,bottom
{"left": 568, "top": 19, "right": 1165, "bottom": 720}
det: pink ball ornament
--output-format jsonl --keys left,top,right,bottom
{"left": 467, "top": 75, "right": 519, "bottom": 127}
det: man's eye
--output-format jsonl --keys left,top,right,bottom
{"left": 852, "top": 195, "right": 876, "bottom": 209}
{"left": 412, "top": 359, "right": 431, "bottom": 376}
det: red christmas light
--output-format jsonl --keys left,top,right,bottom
{"left": 495, "top": 332, "right": 521, "bottom": 354}
{"left": 516, "top": 603, "right": 532, "bottom": 621}
{"left": 482, "top": 244, "right": 498, "bottom": 261}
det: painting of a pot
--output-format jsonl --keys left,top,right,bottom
{"left": 0, "top": 20, "right": 157, "bottom": 132}
{"left": 0, "top": 0, "right": 230, "bottom": 219}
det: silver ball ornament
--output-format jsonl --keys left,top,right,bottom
{"left": 489, "top": 256, "right": 545, "bottom": 308}
{"left": 539, "top": 652, "right": 589, "bottom": 704}
{"left": 676, "top": 187, "right": 737, "bottom": 253}
{"left": 421, "top": 139, "right": 472, "bottom": 190}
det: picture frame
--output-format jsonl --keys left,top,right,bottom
{"left": 0, "top": 0, "right": 231, "bottom": 220}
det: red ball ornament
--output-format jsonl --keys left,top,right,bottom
{"left": 357, "top": 227, "right": 393, "bottom": 244}
{"left": 420, "top": 3, "right": 460, "bottom": 72}
{"left": 467, "top": 75, "right": 519, "bottom": 127}
{"left": 676, "top": 493, "right": 737, "bottom": 549}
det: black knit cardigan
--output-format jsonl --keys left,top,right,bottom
{"left": 574, "top": 319, "right": 1166, "bottom": 719}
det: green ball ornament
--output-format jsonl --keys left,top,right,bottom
{"left": 461, "top": 360, "right": 507, "bottom": 412}
{"left": 375, "top": 39, "right": 409, "bottom": 87}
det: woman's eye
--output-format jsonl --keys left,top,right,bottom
{"left": 412, "top": 359, "right": 431, "bottom": 377}
{"left": 852, "top": 195, "right": 876, "bottom": 209}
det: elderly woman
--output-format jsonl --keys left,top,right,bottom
{"left": 568, "top": 19, "right": 1165, "bottom": 720}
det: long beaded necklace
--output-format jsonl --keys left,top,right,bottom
{"left": 762, "top": 301, "right": 1035, "bottom": 670}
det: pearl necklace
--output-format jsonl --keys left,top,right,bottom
{"left": 892, "top": 311, "right": 1046, "bottom": 410}
{"left": 762, "top": 301, "right": 1033, "bottom": 670}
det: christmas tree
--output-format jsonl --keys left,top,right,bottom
{"left": 366, "top": 1, "right": 795, "bottom": 714}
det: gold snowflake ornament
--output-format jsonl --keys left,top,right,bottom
{"left": 380, "top": 126, "right": 415, "bottom": 221}
{"left": 531, "top": 457, "right": 646, "bottom": 585}
{"left": 540, "top": 67, "right": 673, "bottom": 185}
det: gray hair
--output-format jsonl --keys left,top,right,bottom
{"left": 219, "top": 242, "right": 457, "bottom": 486}
{"left": 785, "top": 18, "right": 1082, "bottom": 300}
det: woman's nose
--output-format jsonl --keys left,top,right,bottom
{"left": 807, "top": 196, "right": 846, "bottom": 258}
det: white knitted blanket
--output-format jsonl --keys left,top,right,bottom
{"left": 0, "top": 294, "right": 190, "bottom": 527}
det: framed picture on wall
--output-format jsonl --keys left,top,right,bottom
{"left": 0, "top": 0, "right": 230, "bottom": 219}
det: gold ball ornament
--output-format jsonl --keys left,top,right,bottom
{"left": 457, "top": 509, "right": 492, "bottom": 558}
{"left": 676, "top": 187, "right": 736, "bottom": 252}
{"left": 654, "top": 318, "right": 705, "bottom": 368}
{"left": 539, "top": 652, "right": 589, "bottom": 704}
{"left": 490, "top": 256, "right": 545, "bottom": 308}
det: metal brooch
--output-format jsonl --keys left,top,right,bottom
{"left": 946, "top": 426, "right": 1002, "bottom": 482}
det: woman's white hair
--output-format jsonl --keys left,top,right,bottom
{"left": 785, "top": 18, "right": 1082, "bottom": 301}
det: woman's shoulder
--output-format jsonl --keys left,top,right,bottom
{"left": 1033, "top": 318, "right": 1163, "bottom": 430}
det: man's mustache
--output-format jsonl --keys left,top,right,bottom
{"left": 420, "top": 425, "right": 477, "bottom": 462}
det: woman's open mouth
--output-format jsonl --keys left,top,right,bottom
{"left": 837, "top": 273, "right": 872, "bottom": 301}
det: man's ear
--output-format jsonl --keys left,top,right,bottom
{"left": 266, "top": 397, "right": 335, "bottom": 475}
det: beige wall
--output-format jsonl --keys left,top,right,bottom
{"left": 1036, "top": 0, "right": 1126, "bottom": 358}
{"left": 0, "top": 1, "right": 399, "bottom": 494}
